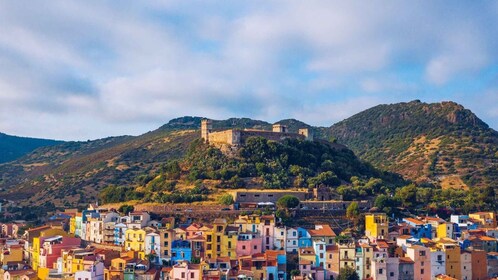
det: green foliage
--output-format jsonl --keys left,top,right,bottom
{"left": 276, "top": 195, "right": 300, "bottom": 209}
{"left": 118, "top": 204, "right": 134, "bottom": 214}
{"left": 346, "top": 202, "right": 360, "bottom": 221}
{"left": 338, "top": 266, "right": 359, "bottom": 280}
{"left": 329, "top": 100, "right": 498, "bottom": 187}
{"left": 0, "top": 132, "right": 63, "bottom": 164}
{"left": 218, "top": 194, "right": 234, "bottom": 205}
{"left": 183, "top": 136, "right": 398, "bottom": 190}
{"left": 100, "top": 185, "right": 144, "bottom": 203}
{"left": 290, "top": 270, "right": 301, "bottom": 277}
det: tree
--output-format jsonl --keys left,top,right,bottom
{"left": 118, "top": 204, "right": 134, "bottom": 214}
{"left": 338, "top": 266, "right": 359, "bottom": 280}
{"left": 346, "top": 202, "right": 360, "bottom": 226}
{"left": 290, "top": 270, "right": 301, "bottom": 277}
{"left": 218, "top": 194, "right": 234, "bottom": 205}
{"left": 276, "top": 195, "right": 300, "bottom": 209}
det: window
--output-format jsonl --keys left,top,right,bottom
{"left": 293, "top": 231, "right": 297, "bottom": 236}
{"left": 254, "top": 245, "right": 258, "bottom": 250}
{"left": 281, "top": 232, "right": 284, "bottom": 236}
{"left": 181, "top": 272, "right": 185, "bottom": 278}
{"left": 419, "top": 251, "right": 426, "bottom": 256}
{"left": 390, "top": 272, "right": 394, "bottom": 277}
{"left": 421, "top": 261, "right": 424, "bottom": 266}
{"left": 242, "top": 245, "right": 246, "bottom": 250}
{"left": 190, "top": 273, "right": 194, "bottom": 278}
{"left": 379, "top": 269, "right": 383, "bottom": 274}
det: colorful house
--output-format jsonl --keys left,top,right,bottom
{"left": 365, "top": 213, "right": 388, "bottom": 241}
{"left": 403, "top": 218, "right": 432, "bottom": 239}
{"left": 171, "top": 240, "right": 192, "bottom": 264}
{"left": 406, "top": 245, "right": 431, "bottom": 280}
{"left": 297, "top": 228, "right": 312, "bottom": 248}
{"left": 436, "top": 238, "right": 461, "bottom": 279}
{"left": 469, "top": 212, "right": 496, "bottom": 228}
{"left": 124, "top": 228, "right": 146, "bottom": 259}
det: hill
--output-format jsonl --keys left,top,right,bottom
{"left": 329, "top": 100, "right": 498, "bottom": 188}
{"left": 0, "top": 117, "right": 334, "bottom": 208}
{"left": 0, "top": 132, "right": 63, "bottom": 164}
{"left": 0, "top": 116, "right": 403, "bottom": 213}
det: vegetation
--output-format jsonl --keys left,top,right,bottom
{"left": 218, "top": 194, "right": 234, "bottom": 205}
{"left": 346, "top": 201, "right": 360, "bottom": 225}
{"left": 182, "top": 137, "right": 402, "bottom": 190}
{"left": 118, "top": 204, "right": 134, "bottom": 214}
{"left": 338, "top": 266, "right": 360, "bottom": 280}
{"left": 329, "top": 100, "right": 498, "bottom": 188}
{"left": 276, "top": 195, "right": 300, "bottom": 209}
{"left": 0, "top": 132, "right": 63, "bottom": 164}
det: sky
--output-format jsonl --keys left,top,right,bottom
{"left": 1, "top": 1, "right": 498, "bottom": 140}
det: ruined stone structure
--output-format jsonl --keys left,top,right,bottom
{"left": 200, "top": 119, "right": 313, "bottom": 149}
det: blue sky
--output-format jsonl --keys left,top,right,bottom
{"left": 0, "top": 1, "right": 497, "bottom": 140}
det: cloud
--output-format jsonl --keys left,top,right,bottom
{"left": 0, "top": 1, "right": 497, "bottom": 140}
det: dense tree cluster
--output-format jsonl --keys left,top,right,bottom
{"left": 182, "top": 137, "right": 395, "bottom": 190}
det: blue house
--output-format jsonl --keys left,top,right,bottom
{"left": 171, "top": 240, "right": 192, "bottom": 264}
{"left": 276, "top": 253, "right": 287, "bottom": 280}
{"left": 297, "top": 228, "right": 312, "bottom": 248}
{"left": 403, "top": 218, "right": 432, "bottom": 239}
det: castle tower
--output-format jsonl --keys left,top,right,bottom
{"left": 201, "top": 119, "right": 212, "bottom": 142}
{"left": 272, "top": 124, "right": 288, "bottom": 133}
{"left": 298, "top": 128, "right": 313, "bottom": 141}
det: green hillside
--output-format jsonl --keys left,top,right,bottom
{"left": 0, "top": 132, "right": 63, "bottom": 164}
{"left": 329, "top": 100, "right": 498, "bottom": 188}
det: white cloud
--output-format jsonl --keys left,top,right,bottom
{"left": 0, "top": 1, "right": 497, "bottom": 139}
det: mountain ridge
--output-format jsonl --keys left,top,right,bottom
{"left": 329, "top": 100, "right": 498, "bottom": 188}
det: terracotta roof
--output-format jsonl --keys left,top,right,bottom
{"left": 479, "top": 236, "right": 497, "bottom": 241}
{"left": 375, "top": 240, "right": 389, "bottom": 248}
{"left": 435, "top": 274, "right": 459, "bottom": 280}
{"left": 26, "top": 225, "right": 51, "bottom": 232}
{"left": 299, "top": 260, "right": 313, "bottom": 265}
{"left": 309, "top": 225, "right": 336, "bottom": 237}
{"left": 397, "top": 235, "right": 413, "bottom": 239}
{"left": 399, "top": 257, "right": 415, "bottom": 264}
{"left": 404, "top": 218, "right": 425, "bottom": 226}
{"left": 5, "top": 269, "right": 36, "bottom": 276}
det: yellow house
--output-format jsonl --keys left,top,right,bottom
{"left": 469, "top": 212, "right": 496, "bottom": 227}
{"left": 222, "top": 225, "right": 238, "bottom": 259}
{"left": 125, "top": 228, "right": 146, "bottom": 259}
{"left": 235, "top": 214, "right": 261, "bottom": 233}
{"left": 69, "top": 216, "right": 77, "bottom": 235}
{"left": 31, "top": 237, "right": 41, "bottom": 271}
{"left": 437, "top": 222, "right": 454, "bottom": 239}
{"left": 365, "top": 213, "right": 388, "bottom": 241}
{"left": 0, "top": 244, "right": 23, "bottom": 263}
{"left": 205, "top": 218, "right": 228, "bottom": 259}
{"left": 436, "top": 238, "right": 461, "bottom": 279}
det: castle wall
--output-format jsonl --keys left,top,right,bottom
{"left": 239, "top": 130, "right": 305, "bottom": 143}
{"left": 208, "top": 130, "right": 236, "bottom": 145}
{"left": 233, "top": 190, "right": 308, "bottom": 203}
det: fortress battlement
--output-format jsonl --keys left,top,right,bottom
{"left": 200, "top": 119, "right": 313, "bottom": 148}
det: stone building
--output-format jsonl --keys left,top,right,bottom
{"left": 200, "top": 119, "right": 313, "bottom": 149}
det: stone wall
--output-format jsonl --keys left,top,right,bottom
{"left": 233, "top": 190, "right": 308, "bottom": 203}
{"left": 239, "top": 130, "right": 305, "bottom": 143}
{"left": 299, "top": 200, "right": 372, "bottom": 210}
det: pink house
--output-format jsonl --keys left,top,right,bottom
{"left": 170, "top": 261, "right": 200, "bottom": 280}
{"left": 236, "top": 233, "right": 263, "bottom": 256}
{"left": 39, "top": 236, "right": 81, "bottom": 269}
{"left": 406, "top": 245, "right": 431, "bottom": 280}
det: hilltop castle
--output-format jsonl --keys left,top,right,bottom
{"left": 201, "top": 119, "right": 313, "bottom": 148}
